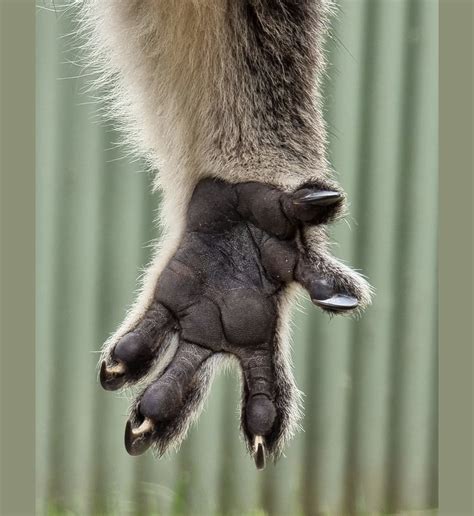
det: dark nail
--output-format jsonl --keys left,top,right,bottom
{"left": 293, "top": 190, "right": 342, "bottom": 206}
{"left": 100, "top": 360, "right": 127, "bottom": 391}
{"left": 124, "top": 419, "right": 153, "bottom": 456}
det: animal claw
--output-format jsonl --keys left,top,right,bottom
{"left": 100, "top": 360, "right": 127, "bottom": 391}
{"left": 124, "top": 418, "right": 154, "bottom": 456}
{"left": 253, "top": 435, "right": 266, "bottom": 470}
{"left": 313, "top": 294, "right": 359, "bottom": 312}
{"left": 293, "top": 190, "right": 342, "bottom": 207}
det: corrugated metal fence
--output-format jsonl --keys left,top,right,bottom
{"left": 37, "top": 1, "right": 438, "bottom": 514}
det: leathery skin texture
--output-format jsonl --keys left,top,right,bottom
{"left": 100, "top": 177, "right": 359, "bottom": 469}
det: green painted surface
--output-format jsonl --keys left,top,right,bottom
{"left": 36, "top": 1, "right": 438, "bottom": 514}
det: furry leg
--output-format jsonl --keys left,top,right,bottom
{"left": 77, "top": 0, "right": 373, "bottom": 468}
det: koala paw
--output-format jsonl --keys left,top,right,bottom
{"left": 99, "top": 177, "right": 371, "bottom": 468}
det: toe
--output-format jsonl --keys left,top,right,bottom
{"left": 296, "top": 263, "right": 366, "bottom": 315}
{"left": 139, "top": 382, "right": 182, "bottom": 423}
{"left": 99, "top": 302, "right": 174, "bottom": 390}
{"left": 122, "top": 341, "right": 213, "bottom": 456}
{"left": 246, "top": 394, "right": 277, "bottom": 437}
{"left": 286, "top": 183, "right": 344, "bottom": 224}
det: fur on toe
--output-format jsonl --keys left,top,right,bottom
{"left": 129, "top": 352, "right": 228, "bottom": 455}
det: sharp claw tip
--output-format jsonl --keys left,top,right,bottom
{"left": 293, "top": 190, "right": 342, "bottom": 206}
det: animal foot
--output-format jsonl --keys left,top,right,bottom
{"left": 98, "top": 177, "right": 371, "bottom": 468}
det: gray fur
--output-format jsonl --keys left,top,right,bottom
{"left": 74, "top": 0, "right": 372, "bottom": 461}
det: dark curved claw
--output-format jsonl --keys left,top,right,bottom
{"left": 124, "top": 418, "right": 154, "bottom": 456}
{"left": 292, "top": 190, "right": 342, "bottom": 207}
{"left": 253, "top": 435, "right": 266, "bottom": 470}
{"left": 100, "top": 360, "right": 127, "bottom": 391}
{"left": 313, "top": 294, "right": 359, "bottom": 312}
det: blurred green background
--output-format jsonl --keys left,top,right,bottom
{"left": 36, "top": 1, "right": 438, "bottom": 514}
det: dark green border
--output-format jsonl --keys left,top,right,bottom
{"left": 0, "top": 0, "right": 35, "bottom": 515}
{"left": 439, "top": 1, "right": 474, "bottom": 515}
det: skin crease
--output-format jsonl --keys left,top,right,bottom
{"left": 78, "top": 0, "right": 373, "bottom": 467}
{"left": 100, "top": 177, "right": 360, "bottom": 467}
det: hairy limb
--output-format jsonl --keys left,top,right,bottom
{"left": 80, "top": 0, "right": 372, "bottom": 469}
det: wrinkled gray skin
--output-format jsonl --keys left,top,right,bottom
{"left": 100, "top": 177, "right": 357, "bottom": 469}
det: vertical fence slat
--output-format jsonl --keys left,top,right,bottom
{"left": 340, "top": 0, "right": 410, "bottom": 511}
{"left": 387, "top": 0, "right": 438, "bottom": 510}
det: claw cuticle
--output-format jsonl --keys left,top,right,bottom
{"left": 108, "top": 362, "right": 126, "bottom": 374}
{"left": 134, "top": 418, "right": 154, "bottom": 435}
